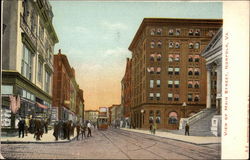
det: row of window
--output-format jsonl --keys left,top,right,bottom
{"left": 146, "top": 67, "right": 201, "bottom": 75}
{"left": 149, "top": 53, "right": 200, "bottom": 62}
{"left": 22, "top": 89, "right": 35, "bottom": 101}
{"left": 149, "top": 80, "right": 200, "bottom": 89}
{"left": 21, "top": 44, "right": 51, "bottom": 94}
{"left": 149, "top": 41, "right": 201, "bottom": 49}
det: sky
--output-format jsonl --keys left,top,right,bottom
{"left": 50, "top": 1, "right": 222, "bottom": 110}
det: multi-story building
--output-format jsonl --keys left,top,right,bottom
{"left": 84, "top": 110, "right": 99, "bottom": 123}
{"left": 52, "top": 50, "right": 84, "bottom": 123}
{"left": 109, "top": 104, "right": 123, "bottom": 126}
{"left": 121, "top": 58, "right": 132, "bottom": 127}
{"left": 77, "top": 89, "right": 84, "bottom": 123}
{"left": 128, "top": 18, "right": 222, "bottom": 129}
{"left": 201, "top": 28, "right": 222, "bottom": 136}
{"left": 1, "top": 0, "right": 58, "bottom": 131}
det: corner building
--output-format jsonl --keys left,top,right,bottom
{"left": 129, "top": 18, "right": 222, "bottom": 129}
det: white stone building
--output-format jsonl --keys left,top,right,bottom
{"left": 201, "top": 28, "right": 222, "bottom": 136}
{"left": 2, "top": 0, "right": 58, "bottom": 131}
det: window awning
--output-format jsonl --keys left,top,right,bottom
{"left": 36, "top": 102, "right": 48, "bottom": 109}
{"left": 188, "top": 68, "right": 193, "bottom": 71}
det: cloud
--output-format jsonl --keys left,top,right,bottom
{"left": 101, "top": 21, "right": 128, "bottom": 31}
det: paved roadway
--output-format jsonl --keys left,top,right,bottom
{"left": 1, "top": 128, "right": 220, "bottom": 159}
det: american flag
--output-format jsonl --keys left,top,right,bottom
{"left": 9, "top": 95, "right": 20, "bottom": 114}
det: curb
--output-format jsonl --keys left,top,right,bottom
{"left": 120, "top": 128, "right": 221, "bottom": 145}
{"left": 1, "top": 136, "right": 77, "bottom": 144}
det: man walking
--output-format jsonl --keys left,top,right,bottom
{"left": 87, "top": 122, "right": 92, "bottom": 137}
{"left": 53, "top": 121, "right": 59, "bottom": 141}
{"left": 18, "top": 118, "right": 25, "bottom": 138}
{"left": 76, "top": 122, "right": 81, "bottom": 140}
{"left": 81, "top": 124, "right": 86, "bottom": 139}
{"left": 185, "top": 123, "right": 190, "bottom": 136}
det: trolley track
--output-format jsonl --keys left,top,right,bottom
{"left": 110, "top": 129, "right": 220, "bottom": 159}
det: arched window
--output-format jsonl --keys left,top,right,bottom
{"left": 175, "top": 42, "right": 180, "bottom": 49}
{"left": 188, "top": 55, "right": 193, "bottom": 62}
{"left": 168, "top": 54, "right": 174, "bottom": 62}
{"left": 168, "top": 112, "right": 178, "bottom": 124}
{"left": 157, "top": 28, "right": 162, "bottom": 35}
{"left": 169, "top": 29, "right": 174, "bottom": 35}
{"left": 157, "top": 41, "right": 162, "bottom": 48}
{"left": 174, "top": 94, "right": 179, "bottom": 101}
{"left": 189, "top": 43, "right": 194, "bottom": 49}
{"left": 150, "top": 41, "right": 155, "bottom": 48}
{"left": 194, "top": 81, "right": 200, "bottom": 88}
{"left": 195, "top": 29, "right": 200, "bottom": 36}
{"left": 149, "top": 110, "right": 154, "bottom": 123}
{"left": 188, "top": 81, "right": 193, "bottom": 88}
{"left": 156, "top": 67, "right": 161, "bottom": 74}
{"left": 194, "top": 95, "right": 200, "bottom": 102}
{"left": 194, "top": 55, "right": 200, "bottom": 62}
{"left": 150, "top": 29, "right": 156, "bottom": 35}
{"left": 194, "top": 68, "right": 200, "bottom": 76}
{"left": 156, "top": 110, "right": 161, "bottom": 123}
{"left": 150, "top": 53, "right": 155, "bottom": 61}
{"left": 188, "top": 29, "right": 194, "bottom": 36}
{"left": 174, "top": 54, "right": 180, "bottom": 62}
{"left": 194, "top": 42, "right": 200, "bottom": 49}
{"left": 169, "top": 42, "right": 174, "bottom": 48}
{"left": 156, "top": 53, "right": 161, "bottom": 61}
{"left": 188, "top": 93, "right": 193, "bottom": 102}
{"left": 176, "top": 28, "right": 181, "bottom": 36}
{"left": 188, "top": 68, "right": 193, "bottom": 75}
{"left": 150, "top": 67, "right": 154, "bottom": 74}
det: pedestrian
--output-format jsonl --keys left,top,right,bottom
{"left": 63, "top": 121, "right": 67, "bottom": 139}
{"left": 53, "top": 121, "right": 59, "bottom": 141}
{"left": 185, "top": 123, "right": 190, "bottom": 136}
{"left": 34, "top": 119, "right": 42, "bottom": 140}
{"left": 87, "top": 122, "right": 92, "bottom": 137}
{"left": 149, "top": 124, "right": 153, "bottom": 134}
{"left": 24, "top": 116, "right": 30, "bottom": 136}
{"left": 18, "top": 118, "right": 25, "bottom": 138}
{"left": 153, "top": 123, "right": 156, "bottom": 135}
{"left": 81, "top": 124, "right": 86, "bottom": 140}
{"left": 44, "top": 119, "right": 48, "bottom": 134}
{"left": 67, "top": 121, "right": 71, "bottom": 140}
{"left": 76, "top": 122, "right": 81, "bottom": 140}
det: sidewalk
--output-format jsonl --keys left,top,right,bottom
{"left": 1, "top": 129, "right": 76, "bottom": 144}
{"left": 121, "top": 128, "right": 221, "bottom": 145}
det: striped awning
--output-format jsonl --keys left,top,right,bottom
{"left": 36, "top": 102, "right": 48, "bottom": 109}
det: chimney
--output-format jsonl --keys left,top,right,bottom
{"left": 58, "top": 49, "right": 61, "bottom": 54}
{"left": 127, "top": 58, "right": 129, "bottom": 62}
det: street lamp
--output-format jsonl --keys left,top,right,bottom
{"left": 141, "top": 109, "right": 144, "bottom": 128}
{"left": 182, "top": 102, "right": 187, "bottom": 117}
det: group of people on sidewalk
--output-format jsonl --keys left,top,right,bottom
{"left": 17, "top": 116, "right": 49, "bottom": 140}
{"left": 53, "top": 120, "right": 92, "bottom": 141}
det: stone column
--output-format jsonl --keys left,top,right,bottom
{"left": 216, "top": 59, "right": 222, "bottom": 115}
{"left": 206, "top": 65, "right": 212, "bottom": 109}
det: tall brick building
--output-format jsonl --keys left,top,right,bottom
{"left": 52, "top": 49, "right": 84, "bottom": 122}
{"left": 121, "top": 58, "right": 132, "bottom": 127}
{"left": 128, "top": 18, "right": 222, "bottom": 129}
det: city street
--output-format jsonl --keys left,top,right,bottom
{"left": 1, "top": 128, "right": 220, "bottom": 159}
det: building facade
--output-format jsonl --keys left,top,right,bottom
{"left": 1, "top": 0, "right": 58, "bottom": 130}
{"left": 128, "top": 18, "right": 222, "bottom": 129}
{"left": 201, "top": 28, "right": 222, "bottom": 136}
{"left": 121, "top": 58, "right": 132, "bottom": 127}
{"left": 52, "top": 50, "right": 84, "bottom": 123}
{"left": 84, "top": 110, "right": 99, "bottom": 123}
